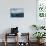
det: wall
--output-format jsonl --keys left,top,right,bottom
{"left": 0, "top": 0, "right": 36, "bottom": 42}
